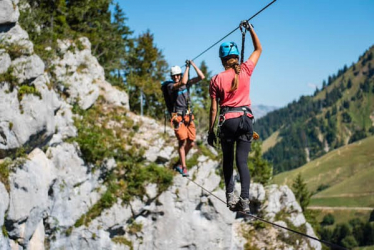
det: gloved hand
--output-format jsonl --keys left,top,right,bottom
{"left": 240, "top": 20, "right": 254, "bottom": 31}
{"left": 207, "top": 132, "right": 217, "bottom": 148}
{"left": 185, "top": 60, "right": 191, "bottom": 67}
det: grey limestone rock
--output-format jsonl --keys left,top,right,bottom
{"left": 0, "top": 49, "right": 11, "bottom": 74}
{"left": 0, "top": 0, "right": 20, "bottom": 24}
{"left": 7, "top": 148, "right": 55, "bottom": 246}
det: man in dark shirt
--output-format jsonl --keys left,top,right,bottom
{"left": 163, "top": 61, "right": 205, "bottom": 177}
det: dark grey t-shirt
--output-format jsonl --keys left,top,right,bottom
{"left": 167, "top": 81, "right": 191, "bottom": 113}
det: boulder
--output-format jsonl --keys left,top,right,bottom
{"left": 7, "top": 148, "right": 56, "bottom": 246}
{"left": 0, "top": 24, "right": 34, "bottom": 54}
{"left": 0, "top": 0, "right": 20, "bottom": 24}
{"left": 0, "top": 49, "right": 11, "bottom": 74}
{"left": 0, "top": 75, "right": 61, "bottom": 157}
{"left": 11, "top": 54, "right": 45, "bottom": 83}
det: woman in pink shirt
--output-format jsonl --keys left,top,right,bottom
{"left": 208, "top": 21, "right": 262, "bottom": 212}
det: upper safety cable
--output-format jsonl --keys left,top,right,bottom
{"left": 189, "top": 0, "right": 277, "bottom": 63}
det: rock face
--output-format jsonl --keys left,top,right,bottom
{"left": 0, "top": 0, "right": 75, "bottom": 158}
{"left": 0, "top": 0, "right": 20, "bottom": 24}
{"left": 0, "top": 2, "right": 322, "bottom": 249}
{"left": 50, "top": 37, "right": 129, "bottom": 111}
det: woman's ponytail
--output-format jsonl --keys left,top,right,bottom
{"left": 223, "top": 58, "right": 241, "bottom": 92}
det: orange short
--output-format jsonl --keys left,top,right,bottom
{"left": 171, "top": 114, "right": 196, "bottom": 141}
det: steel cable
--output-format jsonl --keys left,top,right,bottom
{"left": 186, "top": 176, "right": 348, "bottom": 250}
{"left": 189, "top": 0, "right": 277, "bottom": 63}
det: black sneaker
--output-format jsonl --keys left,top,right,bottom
{"left": 231, "top": 197, "right": 250, "bottom": 212}
{"left": 226, "top": 192, "right": 236, "bottom": 209}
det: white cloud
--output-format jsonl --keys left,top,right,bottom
{"left": 307, "top": 83, "right": 317, "bottom": 89}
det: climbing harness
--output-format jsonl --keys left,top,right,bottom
{"left": 217, "top": 106, "right": 255, "bottom": 140}
{"left": 185, "top": 176, "right": 348, "bottom": 250}
{"left": 188, "top": 0, "right": 277, "bottom": 63}
{"left": 218, "top": 106, "right": 254, "bottom": 126}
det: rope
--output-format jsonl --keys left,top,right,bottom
{"left": 186, "top": 176, "right": 348, "bottom": 250}
{"left": 190, "top": 0, "right": 277, "bottom": 63}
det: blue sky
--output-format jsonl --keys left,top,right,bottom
{"left": 117, "top": 0, "right": 374, "bottom": 107}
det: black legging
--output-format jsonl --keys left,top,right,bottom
{"left": 220, "top": 116, "right": 253, "bottom": 199}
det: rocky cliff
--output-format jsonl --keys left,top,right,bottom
{"left": 0, "top": 1, "right": 321, "bottom": 249}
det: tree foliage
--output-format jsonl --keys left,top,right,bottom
{"left": 248, "top": 141, "right": 273, "bottom": 185}
{"left": 319, "top": 216, "right": 374, "bottom": 248}
{"left": 321, "top": 213, "right": 335, "bottom": 226}
{"left": 19, "top": 0, "right": 172, "bottom": 118}
{"left": 291, "top": 173, "right": 311, "bottom": 211}
{"left": 20, "top": 0, "right": 132, "bottom": 78}
{"left": 190, "top": 61, "right": 212, "bottom": 132}
{"left": 124, "top": 30, "right": 168, "bottom": 118}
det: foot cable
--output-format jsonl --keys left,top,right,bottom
{"left": 186, "top": 176, "right": 348, "bottom": 250}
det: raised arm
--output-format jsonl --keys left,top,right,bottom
{"left": 181, "top": 64, "right": 190, "bottom": 85}
{"left": 188, "top": 60, "right": 205, "bottom": 85}
{"left": 245, "top": 23, "right": 262, "bottom": 66}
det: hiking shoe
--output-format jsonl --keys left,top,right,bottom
{"left": 226, "top": 192, "right": 236, "bottom": 209}
{"left": 181, "top": 167, "right": 189, "bottom": 177}
{"left": 231, "top": 197, "right": 250, "bottom": 212}
{"left": 173, "top": 165, "right": 183, "bottom": 175}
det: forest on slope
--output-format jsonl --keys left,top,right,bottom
{"left": 254, "top": 46, "right": 374, "bottom": 174}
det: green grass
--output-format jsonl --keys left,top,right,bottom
{"left": 273, "top": 136, "right": 374, "bottom": 229}
{"left": 314, "top": 167, "right": 374, "bottom": 197}
{"left": 261, "top": 129, "right": 281, "bottom": 154}
{"left": 314, "top": 209, "right": 371, "bottom": 226}
{"left": 273, "top": 136, "right": 374, "bottom": 201}
{"left": 310, "top": 196, "right": 374, "bottom": 208}
{"left": 355, "top": 246, "right": 374, "bottom": 250}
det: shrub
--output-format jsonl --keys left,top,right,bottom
{"left": 18, "top": 85, "right": 42, "bottom": 101}
{"left": 349, "top": 129, "right": 366, "bottom": 144}
{"left": 321, "top": 214, "right": 335, "bottom": 226}
{"left": 0, "top": 66, "right": 17, "bottom": 90}
{"left": 71, "top": 101, "right": 174, "bottom": 226}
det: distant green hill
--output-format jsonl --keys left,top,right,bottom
{"left": 255, "top": 45, "right": 374, "bottom": 174}
{"left": 273, "top": 135, "right": 374, "bottom": 209}
{"left": 272, "top": 136, "right": 374, "bottom": 249}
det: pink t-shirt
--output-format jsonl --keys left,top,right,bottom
{"left": 210, "top": 59, "right": 255, "bottom": 119}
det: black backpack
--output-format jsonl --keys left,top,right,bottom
{"left": 161, "top": 81, "right": 176, "bottom": 115}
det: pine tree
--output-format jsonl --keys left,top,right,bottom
{"left": 20, "top": 0, "right": 132, "bottom": 86}
{"left": 248, "top": 141, "right": 273, "bottom": 185}
{"left": 321, "top": 213, "right": 335, "bottom": 226}
{"left": 347, "top": 79, "right": 352, "bottom": 89}
{"left": 190, "top": 61, "right": 211, "bottom": 110}
{"left": 190, "top": 61, "right": 212, "bottom": 132}
{"left": 369, "top": 209, "right": 374, "bottom": 222}
{"left": 124, "top": 30, "right": 168, "bottom": 118}
{"left": 292, "top": 173, "right": 311, "bottom": 211}
{"left": 105, "top": 3, "right": 133, "bottom": 86}
{"left": 65, "top": 0, "right": 132, "bottom": 79}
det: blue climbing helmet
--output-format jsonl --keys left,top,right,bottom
{"left": 219, "top": 42, "right": 239, "bottom": 58}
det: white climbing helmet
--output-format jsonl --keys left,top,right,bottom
{"left": 170, "top": 65, "right": 182, "bottom": 76}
